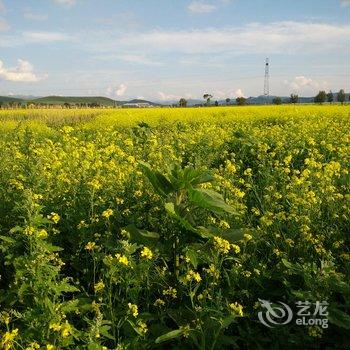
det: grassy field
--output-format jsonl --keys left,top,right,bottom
{"left": 0, "top": 105, "right": 349, "bottom": 349}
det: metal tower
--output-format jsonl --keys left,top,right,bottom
{"left": 263, "top": 58, "right": 270, "bottom": 97}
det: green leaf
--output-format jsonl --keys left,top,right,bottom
{"left": 182, "top": 168, "right": 213, "bottom": 187}
{"left": 220, "top": 229, "right": 246, "bottom": 243}
{"left": 197, "top": 226, "right": 249, "bottom": 243}
{"left": 221, "top": 315, "right": 238, "bottom": 328}
{"left": 155, "top": 329, "right": 185, "bottom": 344}
{"left": 164, "top": 202, "right": 197, "bottom": 232}
{"left": 188, "top": 188, "right": 235, "bottom": 215}
{"left": 328, "top": 307, "right": 350, "bottom": 329}
{"left": 0, "top": 235, "right": 16, "bottom": 244}
{"left": 139, "top": 162, "right": 174, "bottom": 197}
{"left": 88, "top": 343, "right": 101, "bottom": 350}
{"left": 125, "top": 224, "right": 159, "bottom": 246}
{"left": 185, "top": 248, "right": 198, "bottom": 269}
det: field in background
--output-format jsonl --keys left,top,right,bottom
{"left": 0, "top": 105, "right": 349, "bottom": 349}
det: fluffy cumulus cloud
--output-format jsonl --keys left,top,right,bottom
{"left": 234, "top": 88, "right": 245, "bottom": 98}
{"left": 158, "top": 91, "right": 181, "bottom": 101}
{"left": 107, "top": 84, "right": 127, "bottom": 97}
{"left": 284, "top": 76, "right": 329, "bottom": 93}
{"left": 188, "top": 1, "right": 216, "bottom": 13}
{"left": 0, "top": 59, "right": 41, "bottom": 82}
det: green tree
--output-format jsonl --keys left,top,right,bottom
{"left": 337, "top": 89, "right": 346, "bottom": 105}
{"left": 314, "top": 91, "right": 326, "bottom": 104}
{"left": 273, "top": 97, "right": 282, "bottom": 105}
{"left": 327, "top": 91, "right": 334, "bottom": 103}
{"left": 179, "top": 98, "right": 187, "bottom": 107}
{"left": 214, "top": 100, "right": 219, "bottom": 106}
{"left": 203, "top": 94, "right": 213, "bottom": 106}
{"left": 225, "top": 98, "right": 230, "bottom": 105}
{"left": 290, "top": 94, "right": 299, "bottom": 104}
{"left": 236, "top": 97, "right": 247, "bottom": 106}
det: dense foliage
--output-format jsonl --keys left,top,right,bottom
{"left": 0, "top": 106, "right": 349, "bottom": 349}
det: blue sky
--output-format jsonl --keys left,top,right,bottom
{"left": 0, "top": 0, "right": 349, "bottom": 101}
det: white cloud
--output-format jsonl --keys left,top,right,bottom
{"left": 118, "top": 21, "right": 350, "bottom": 55}
{"left": 284, "top": 76, "right": 329, "bottom": 94}
{"left": 0, "top": 18, "right": 8, "bottom": 31}
{"left": 23, "top": 10, "right": 48, "bottom": 21}
{"left": 188, "top": 1, "right": 216, "bottom": 13}
{"left": 95, "top": 53, "right": 163, "bottom": 66}
{"left": 158, "top": 91, "right": 181, "bottom": 101}
{"left": 234, "top": 88, "right": 245, "bottom": 98}
{"left": 22, "top": 31, "right": 71, "bottom": 43}
{"left": 107, "top": 84, "right": 127, "bottom": 97}
{"left": 0, "top": 59, "right": 42, "bottom": 82}
{"left": 53, "top": 0, "right": 76, "bottom": 6}
{"left": 340, "top": 0, "right": 350, "bottom": 7}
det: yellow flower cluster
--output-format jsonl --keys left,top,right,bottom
{"left": 140, "top": 246, "right": 154, "bottom": 260}
{"left": 185, "top": 270, "right": 202, "bottom": 283}
{"left": 128, "top": 303, "right": 139, "bottom": 317}
{"left": 213, "top": 236, "right": 231, "bottom": 254}
{"left": 229, "top": 302, "right": 244, "bottom": 316}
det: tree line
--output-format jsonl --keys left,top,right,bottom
{"left": 177, "top": 89, "right": 349, "bottom": 107}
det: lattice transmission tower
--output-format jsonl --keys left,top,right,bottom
{"left": 263, "top": 58, "right": 270, "bottom": 98}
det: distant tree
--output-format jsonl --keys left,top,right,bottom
{"left": 0, "top": 102, "right": 2, "bottom": 109}
{"left": 225, "top": 98, "right": 230, "bottom": 105}
{"left": 179, "top": 98, "right": 187, "bottom": 107}
{"left": 314, "top": 91, "right": 326, "bottom": 104}
{"left": 214, "top": 100, "right": 219, "bottom": 106}
{"left": 290, "top": 94, "right": 299, "bottom": 104}
{"left": 203, "top": 93, "right": 213, "bottom": 106}
{"left": 273, "top": 97, "right": 282, "bottom": 105}
{"left": 337, "top": 89, "right": 346, "bottom": 105}
{"left": 326, "top": 91, "right": 334, "bottom": 103}
{"left": 236, "top": 97, "right": 247, "bottom": 106}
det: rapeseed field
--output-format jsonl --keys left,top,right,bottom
{"left": 0, "top": 105, "right": 349, "bottom": 349}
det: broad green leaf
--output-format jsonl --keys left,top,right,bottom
{"left": 221, "top": 315, "right": 238, "bottom": 328}
{"left": 188, "top": 187, "right": 235, "bottom": 215}
{"left": 139, "top": 162, "right": 174, "bottom": 197}
{"left": 155, "top": 328, "right": 185, "bottom": 344}
{"left": 125, "top": 224, "right": 159, "bottom": 246}
{"left": 164, "top": 202, "right": 197, "bottom": 232}
{"left": 182, "top": 168, "right": 213, "bottom": 187}
{"left": 185, "top": 248, "right": 198, "bottom": 268}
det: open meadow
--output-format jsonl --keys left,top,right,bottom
{"left": 0, "top": 105, "right": 349, "bottom": 349}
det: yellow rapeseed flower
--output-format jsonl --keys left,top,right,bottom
{"left": 0, "top": 329, "right": 19, "bottom": 350}
{"left": 116, "top": 253, "right": 129, "bottom": 266}
{"left": 140, "top": 246, "right": 154, "bottom": 260}
{"left": 101, "top": 208, "right": 114, "bottom": 219}
{"left": 229, "top": 302, "right": 244, "bottom": 316}
{"left": 128, "top": 303, "right": 139, "bottom": 317}
{"left": 47, "top": 212, "right": 60, "bottom": 224}
{"left": 213, "top": 236, "right": 231, "bottom": 254}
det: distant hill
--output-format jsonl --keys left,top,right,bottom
{"left": 0, "top": 96, "right": 25, "bottom": 104}
{"left": 128, "top": 99, "right": 160, "bottom": 106}
{"left": 29, "top": 96, "right": 120, "bottom": 106}
{"left": 0, "top": 95, "right": 160, "bottom": 107}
